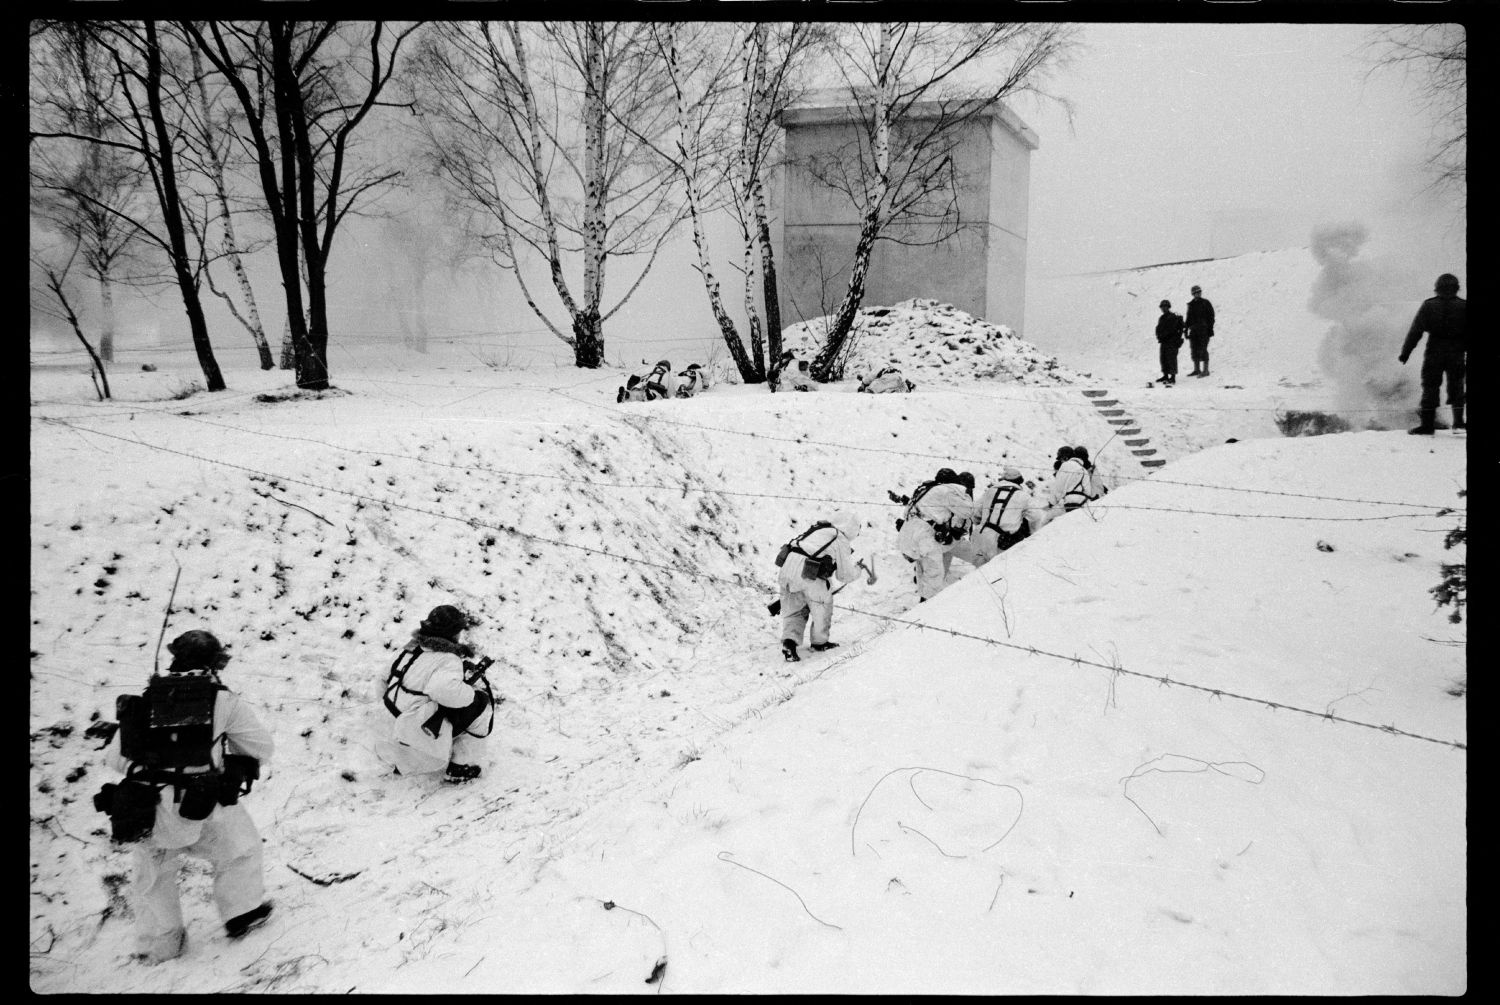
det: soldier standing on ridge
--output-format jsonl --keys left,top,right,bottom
{"left": 1185, "top": 284, "right": 1215, "bottom": 377}
{"left": 1399, "top": 273, "right": 1466, "bottom": 435}
{"left": 1156, "top": 299, "right": 1184, "bottom": 385}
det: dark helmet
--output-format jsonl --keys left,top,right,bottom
{"left": 1160, "top": 299, "right": 1171, "bottom": 309}
{"left": 1072, "top": 445, "right": 1091, "bottom": 466}
{"left": 935, "top": 467, "right": 959, "bottom": 484}
{"left": 1055, "top": 445, "right": 1075, "bottom": 465}
{"left": 420, "top": 604, "right": 467, "bottom": 640}
{"left": 957, "top": 471, "right": 976, "bottom": 493}
{"left": 1435, "top": 273, "right": 1460, "bottom": 294}
{"left": 1190, "top": 285, "right": 1202, "bottom": 295}
{"left": 167, "top": 629, "right": 229, "bottom": 671}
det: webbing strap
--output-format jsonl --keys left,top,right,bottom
{"left": 383, "top": 646, "right": 428, "bottom": 717}
{"left": 982, "top": 484, "right": 1019, "bottom": 534}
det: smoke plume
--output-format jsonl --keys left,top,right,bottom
{"left": 1307, "top": 222, "right": 1418, "bottom": 429}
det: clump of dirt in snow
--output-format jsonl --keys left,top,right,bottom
{"left": 780, "top": 299, "right": 1089, "bottom": 385}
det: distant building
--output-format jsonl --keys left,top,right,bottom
{"left": 777, "top": 90, "right": 1038, "bottom": 335}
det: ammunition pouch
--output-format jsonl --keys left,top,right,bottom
{"left": 177, "top": 772, "right": 222, "bottom": 821}
{"left": 774, "top": 542, "right": 793, "bottom": 567}
{"left": 94, "top": 778, "right": 160, "bottom": 843}
{"left": 800, "top": 554, "right": 837, "bottom": 581}
{"left": 219, "top": 754, "right": 260, "bottom": 806}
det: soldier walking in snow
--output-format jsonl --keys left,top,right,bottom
{"left": 1185, "top": 284, "right": 1215, "bottom": 377}
{"left": 774, "top": 512, "right": 868, "bottom": 662}
{"left": 100, "top": 630, "right": 275, "bottom": 964}
{"left": 1156, "top": 299, "right": 1184, "bottom": 384}
{"left": 1399, "top": 273, "right": 1466, "bottom": 435}
{"left": 377, "top": 604, "right": 495, "bottom": 782}
{"left": 895, "top": 470, "right": 976, "bottom": 603}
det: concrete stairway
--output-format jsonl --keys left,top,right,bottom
{"left": 1081, "top": 388, "right": 1166, "bottom": 468}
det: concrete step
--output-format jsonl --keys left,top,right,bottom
{"left": 1116, "top": 428, "right": 1142, "bottom": 436}
{"left": 1139, "top": 458, "right": 1166, "bottom": 468}
{"left": 1097, "top": 408, "right": 1125, "bottom": 417}
{"left": 1107, "top": 418, "right": 1133, "bottom": 425}
{"left": 1131, "top": 448, "right": 1158, "bottom": 456}
{"left": 1124, "top": 438, "right": 1149, "bottom": 446}
{"left": 1082, "top": 389, "right": 1110, "bottom": 398}
{"left": 1090, "top": 399, "right": 1120, "bottom": 407}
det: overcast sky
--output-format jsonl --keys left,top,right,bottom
{"left": 1014, "top": 21, "right": 1464, "bottom": 278}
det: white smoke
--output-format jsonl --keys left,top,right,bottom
{"left": 1307, "top": 223, "right": 1418, "bottom": 429}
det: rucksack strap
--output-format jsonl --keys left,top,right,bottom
{"left": 982, "top": 485, "right": 1019, "bottom": 534}
{"left": 383, "top": 646, "right": 428, "bottom": 717}
{"left": 787, "top": 521, "right": 835, "bottom": 560}
{"left": 904, "top": 481, "right": 937, "bottom": 523}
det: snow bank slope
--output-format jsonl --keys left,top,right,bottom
{"left": 29, "top": 360, "right": 1464, "bottom": 994}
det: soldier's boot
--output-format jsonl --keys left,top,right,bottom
{"left": 1408, "top": 409, "right": 1436, "bottom": 435}
{"left": 1453, "top": 405, "right": 1465, "bottom": 430}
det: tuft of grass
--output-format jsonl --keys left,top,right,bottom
{"left": 1273, "top": 409, "right": 1350, "bottom": 437}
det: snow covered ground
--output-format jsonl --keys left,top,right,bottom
{"left": 30, "top": 248, "right": 1465, "bottom": 993}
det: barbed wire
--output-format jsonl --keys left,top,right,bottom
{"left": 42, "top": 400, "right": 1449, "bottom": 521}
{"left": 36, "top": 416, "right": 1465, "bottom": 752}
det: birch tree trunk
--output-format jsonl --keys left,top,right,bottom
{"left": 664, "top": 24, "right": 756, "bottom": 380}
{"left": 811, "top": 23, "right": 892, "bottom": 382}
{"left": 190, "top": 45, "right": 273, "bottom": 369}
{"left": 576, "top": 22, "right": 609, "bottom": 369}
{"left": 96, "top": 274, "right": 116, "bottom": 362}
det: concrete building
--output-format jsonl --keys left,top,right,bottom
{"left": 778, "top": 91, "right": 1039, "bottom": 334}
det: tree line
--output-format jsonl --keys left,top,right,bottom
{"left": 29, "top": 20, "right": 1078, "bottom": 396}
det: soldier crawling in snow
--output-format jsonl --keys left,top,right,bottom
{"left": 857, "top": 366, "right": 916, "bottom": 393}
{"left": 617, "top": 360, "right": 677, "bottom": 403}
{"left": 99, "top": 629, "right": 275, "bottom": 964}
{"left": 376, "top": 604, "right": 496, "bottom": 783}
{"left": 768, "top": 351, "right": 816, "bottom": 392}
{"left": 892, "top": 468, "right": 976, "bottom": 603}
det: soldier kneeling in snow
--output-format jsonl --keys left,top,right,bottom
{"left": 965, "top": 467, "right": 1042, "bottom": 565}
{"left": 377, "top": 604, "right": 495, "bottom": 783}
{"left": 857, "top": 366, "right": 915, "bottom": 393}
{"left": 101, "top": 630, "right": 275, "bottom": 964}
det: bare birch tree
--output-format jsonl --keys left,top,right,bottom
{"left": 804, "top": 22, "right": 1077, "bottom": 382}
{"left": 1364, "top": 24, "right": 1466, "bottom": 200}
{"left": 410, "top": 21, "right": 684, "bottom": 368}
{"left": 187, "top": 20, "right": 418, "bottom": 390}
{"left": 186, "top": 42, "right": 274, "bottom": 369}
{"left": 30, "top": 22, "right": 148, "bottom": 365}
{"left": 648, "top": 22, "right": 827, "bottom": 383}
{"left": 32, "top": 233, "right": 113, "bottom": 399}
{"left": 32, "top": 20, "right": 229, "bottom": 391}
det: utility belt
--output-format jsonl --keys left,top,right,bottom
{"left": 93, "top": 755, "right": 260, "bottom": 843}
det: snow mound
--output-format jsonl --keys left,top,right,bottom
{"left": 780, "top": 298, "right": 1090, "bottom": 386}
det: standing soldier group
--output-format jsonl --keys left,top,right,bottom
{"left": 1153, "top": 284, "right": 1213, "bottom": 384}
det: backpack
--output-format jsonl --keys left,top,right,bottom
{"left": 108, "top": 674, "right": 228, "bottom": 834}
{"left": 775, "top": 521, "right": 837, "bottom": 580}
{"left": 117, "top": 675, "right": 225, "bottom": 772}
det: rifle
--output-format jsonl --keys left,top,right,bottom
{"left": 421, "top": 656, "right": 500, "bottom": 739}
{"left": 768, "top": 558, "right": 877, "bottom": 616}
